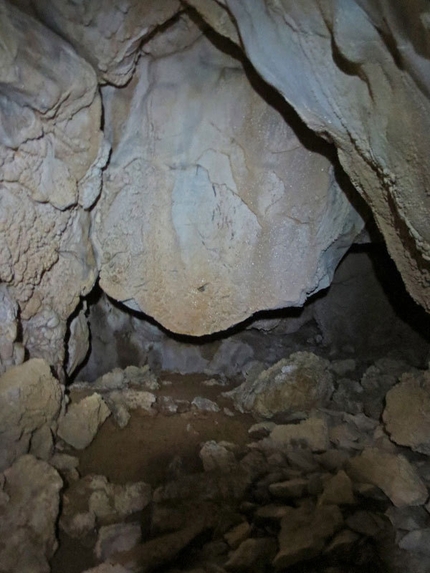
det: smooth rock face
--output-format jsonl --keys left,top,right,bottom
{"left": 383, "top": 370, "right": 430, "bottom": 454}
{"left": 206, "top": 0, "right": 430, "bottom": 314}
{"left": 58, "top": 393, "right": 111, "bottom": 450}
{"left": 346, "top": 448, "right": 428, "bottom": 508}
{"left": 0, "top": 358, "right": 63, "bottom": 471}
{"left": 225, "top": 352, "right": 334, "bottom": 418}
{"left": 0, "top": 1, "right": 107, "bottom": 374}
{"left": 94, "top": 15, "right": 364, "bottom": 336}
{"left": 0, "top": 455, "right": 63, "bottom": 573}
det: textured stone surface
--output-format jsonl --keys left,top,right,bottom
{"left": 0, "top": 359, "right": 63, "bottom": 471}
{"left": 0, "top": 455, "right": 63, "bottom": 573}
{"left": 94, "top": 15, "right": 364, "bottom": 336}
{"left": 347, "top": 448, "right": 428, "bottom": 508}
{"left": 0, "top": 0, "right": 107, "bottom": 374}
{"left": 199, "top": 0, "right": 430, "bottom": 314}
{"left": 58, "top": 393, "right": 111, "bottom": 450}
{"left": 383, "top": 370, "right": 430, "bottom": 455}
{"left": 28, "top": 0, "right": 180, "bottom": 85}
{"left": 268, "top": 418, "right": 330, "bottom": 453}
{"left": 225, "top": 352, "right": 333, "bottom": 418}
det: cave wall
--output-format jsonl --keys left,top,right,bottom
{"left": 0, "top": 0, "right": 429, "bottom": 375}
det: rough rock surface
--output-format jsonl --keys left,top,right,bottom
{"left": 0, "top": 1, "right": 107, "bottom": 374}
{"left": 225, "top": 352, "right": 334, "bottom": 418}
{"left": 58, "top": 393, "right": 111, "bottom": 450}
{"left": 383, "top": 370, "right": 430, "bottom": 454}
{"left": 0, "top": 358, "right": 63, "bottom": 471}
{"left": 0, "top": 455, "right": 63, "bottom": 573}
{"left": 198, "top": 0, "right": 430, "bottom": 314}
{"left": 346, "top": 448, "right": 428, "bottom": 508}
{"left": 94, "top": 14, "right": 364, "bottom": 336}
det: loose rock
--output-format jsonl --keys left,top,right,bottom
{"left": 58, "top": 393, "right": 111, "bottom": 450}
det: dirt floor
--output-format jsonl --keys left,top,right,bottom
{"left": 51, "top": 373, "right": 255, "bottom": 573}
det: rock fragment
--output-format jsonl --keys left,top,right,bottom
{"left": 0, "top": 358, "right": 63, "bottom": 471}
{"left": 225, "top": 537, "right": 277, "bottom": 572}
{"left": 346, "top": 448, "right": 428, "bottom": 508}
{"left": 95, "top": 523, "right": 141, "bottom": 561}
{"left": 273, "top": 504, "right": 343, "bottom": 569}
{"left": 383, "top": 370, "right": 430, "bottom": 455}
{"left": 268, "top": 417, "right": 330, "bottom": 452}
{"left": 58, "top": 393, "right": 111, "bottom": 450}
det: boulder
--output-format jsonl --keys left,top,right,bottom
{"left": 225, "top": 352, "right": 334, "bottom": 418}
{"left": 95, "top": 523, "right": 141, "bottom": 562}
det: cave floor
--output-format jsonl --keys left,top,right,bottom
{"left": 52, "top": 373, "right": 255, "bottom": 573}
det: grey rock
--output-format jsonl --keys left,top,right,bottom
{"left": 192, "top": 397, "right": 220, "bottom": 413}
{"left": 386, "top": 506, "right": 430, "bottom": 531}
{"left": 95, "top": 523, "right": 141, "bottom": 561}
{"left": 399, "top": 529, "right": 430, "bottom": 556}
{"left": 346, "top": 511, "right": 388, "bottom": 537}
{"left": 58, "top": 393, "right": 111, "bottom": 450}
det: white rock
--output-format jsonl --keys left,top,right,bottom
{"left": 269, "top": 418, "right": 330, "bottom": 453}
{"left": 95, "top": 523, "right": 141, "bottom": 561}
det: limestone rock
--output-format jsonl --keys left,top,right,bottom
{"left": 0, "top": 359, "right": 63, "bottom": 471}
{"left": 94, "top": 15, "right": 364, "bottom": 337}
{"left": 346, "top": 448, "right": 428, "bottom": 508}
{"left": 383, "top": 370, "right": 430, "bottom": 455}
{"left": 60, "top": 475, "right": 151, "bottom": 539}
{"left": 58, "top": 393, "right": 111, "bottom": 450}
{"left": 224, "top": 522, "right": 252, "bottom": 550}
{"left": 225, "top": 537, "right": 277, "bottom": 572}
{"left": 95, "top": 523, "right": 141, "bottom": 562}
{"left": 0, "top": 1, "right": 106, "bottom": 374}
{"left": 399, "top": 529, "right": 430, "bottom": 556}
{"left": 199, "top": 441, "right": 237, "bottom": 473}
{"left": 268, "top": 418, "right": 330, "bottom": 453}
{"left": 30, "top": 0, "right": 181, "bottom": 85}
{"left": 269, "top": 478, "right": 308, "bottom": 500}
{"left": 226, "top": 352, "right": 334, "bottom": 418}
{"left": 192, "top": 397, "right": 220, "bottom": 413}
{"left": 214, "top": 0, "right": 430, "bottom": 313}
{"left": 318, "top": 470, "right": 355, "bottom": 506}
{"left": 0, "top": 455, "right": 63, "bottom": 573}
{"left": 273, "top": 504, "right": 343, "bottom": 569}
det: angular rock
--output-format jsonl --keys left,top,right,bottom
{"left": 58, "top": 393, "right": 111, "bottom": 450}
{"left": 383, "top": 370, "right": 430, "bottom": 455}
{"left": 269, "top": 478, "right": 308, "bottom": 499}
{"left": 225, "top": 537, "right": 277, "bottom": 572}
{"left": 323, "top": 529, "right": 360, "bottom": 557}
{"left": 199, "top": 441, "right": 237, "bottom": 473}
{"left": 318, "top": 470, "right": 355, "bottom": 506}
{"left": 226, "top": 352, "right": 334, "bottom": 418}
{"left": 268, "top": 417, "right": 330, "bottom": 453}
{"left": 248, "top": 422, "right": 276, "bottom": 440}
{"left": 346, "top": 448, "right": 428, "bottom": 508}
{"left": 224, "top": 522, "right": 252, "bottom": 550}
{"left": 191, "top": 397, "right": 220, "bottom": 413}
{"left": 399, "top": 529, "right": 430, "bottom": 556}
{"left": 0, "top": 359, "right": 63, "bottom": 471}
{"left": 0, "top": 455, "right": 63, "bottom": 573}
{"left": 386, "top": 506, "right": 430, "bottom": 532}
{"left": 346, "top": 510, "right": 388, "bottom": 537}
{"left": 95, "top": 523, "right": 141, "bottom": 562}
{"left": 273, "top": 504, "right": 343, "bottom": 569}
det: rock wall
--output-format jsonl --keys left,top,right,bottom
{"left": 0, "top": 0, "right": 429, "bottom": 374}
